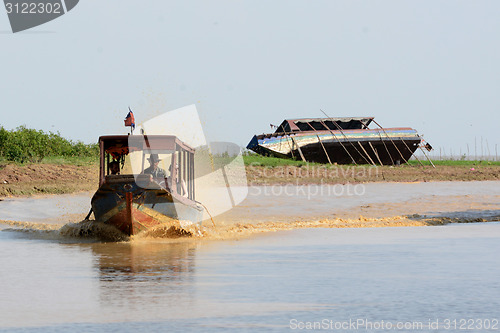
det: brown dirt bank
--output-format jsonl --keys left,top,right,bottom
{"left": 245, "top": 164, "right": 500, "bottom": 185}
{"left": 1, "top": 162, "right": 499, "bottom": 198}
{"left": 0, "top": 163, "right": 99, "bottom": 197}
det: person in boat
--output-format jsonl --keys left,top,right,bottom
{"left": 109, "top": 161, "right": 120, "bottom": 175}
{"left": 143, "top": 154, "right": 167, "bottom": 178}
{"left": 168, "top": 163, "right": 188, "bottom": 197}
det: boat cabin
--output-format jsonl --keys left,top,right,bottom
{"left": 275, "top": 117, "right": 374, "bottom": 133}
{"left": 98, "top": 135, "right": 195, "bottom": 200}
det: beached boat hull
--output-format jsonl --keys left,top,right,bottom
{"left": 91, "top": 175, "right": 203, "bottom": 236}
{"left": 247, "top": 128, "right": 421, "bottom": 165}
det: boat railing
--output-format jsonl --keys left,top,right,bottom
{"left": 105, "top": 174, "right": 154, "bottom": 186}
{"left": 105, "top": 174, "right": 136, "bottom": 184}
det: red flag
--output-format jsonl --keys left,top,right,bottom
{"left": 124, "top": 109, "right": 135, "bottom": 129}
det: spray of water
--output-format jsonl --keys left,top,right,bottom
{"left": 1, "top": 213, "right": 499, "bottom": 243}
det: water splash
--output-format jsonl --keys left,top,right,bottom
{"left": 193, "top": 214, "right": 500, "bottom": 240}
{"left": 59, "top": 220, "right": 129, "bottom": 242}
{"left": 0, "top": 219, "right": 127, "bottom": 242}
{"left": 1, "top": 213, "right": 499, "bottom": 243}
{"left": 0, "top": 218, "right": 202, "bottom": 242}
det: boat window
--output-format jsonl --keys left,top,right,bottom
{"left": 120, "top": 150, "right": 142, "bottom": 175}
{"left": 295, "top": 122, "right": 310, "bottom": 131}
{"left": 100, "top": 137, "right": 195, "bottom": 200}
{"left": 174, "top": 149, "right": 184, "bottom": 196}
{"left": 276, "top": 122, "right": 291, "bottom": 133}
{"left": 323, "top": 120, "right": 364, "bottom": 130}
{"left": 312, "top": 121, "right": 328, "bottom": 131}
{"left": 116, "top": 150, "right": 175, "bottom": 177}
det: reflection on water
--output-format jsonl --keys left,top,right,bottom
{"left": 88, "top": 241, "right": 197, "bottom": 309}
{"left": 93, "top": 241, "right": 196, "bottom": 281}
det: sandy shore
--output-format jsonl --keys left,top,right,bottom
{"left": 0, "top": 163, "right": 98, "bottom": 197}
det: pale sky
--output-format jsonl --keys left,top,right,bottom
{"left": 1, "top": 1, "right": 499, "bottom": 156}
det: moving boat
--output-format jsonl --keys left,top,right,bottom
{"left": 247, "top": 117, "right": 430, "bottom": 165}
{"left": 90, "top": 135, "right": 203, "bottom": 236}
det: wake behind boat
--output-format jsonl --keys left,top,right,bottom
{"left": 90, "top": 135, "right": 203, "bottom": 236}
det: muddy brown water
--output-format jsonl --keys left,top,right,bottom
{"left": 1, "top": 181, "right": 499, "bottom": 331}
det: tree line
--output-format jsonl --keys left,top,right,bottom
{"left": 0, "top": 125, "right": 98, "bottom": 163}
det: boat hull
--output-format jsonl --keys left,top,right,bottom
{"left": 247, "top": 128, "right": 422, "bottom": 165}
{"left": 91, "top": 175, "right": 203, "bottom": 236}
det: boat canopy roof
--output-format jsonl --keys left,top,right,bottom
{"left": 275, "top": 117, "right": 374, "bottom": 133}
{"left": 99, "top": 135, "right": 194, "bottom": 159}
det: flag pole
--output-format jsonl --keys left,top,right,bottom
{"left": 129, "top": 107, "right": 134, "bottom": 135}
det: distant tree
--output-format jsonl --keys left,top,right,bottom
{"left": 0, "top": 125, "right": 98, "bottom": 163}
